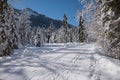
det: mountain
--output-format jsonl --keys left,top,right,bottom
{"left": 15, "top": 8, "right": 74, "bottom": 28}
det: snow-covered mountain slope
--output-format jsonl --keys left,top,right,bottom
{"left": 15, "top": 8, "right": 74, "bottom": 28}
{"left": 24, "top": 8, "right": 39, "bottom": 16}
{"left": 0, "top": 43, "right": 120, "bottom": 80}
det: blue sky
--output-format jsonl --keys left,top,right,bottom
{"left": 9, "top": 0, "right": 82, "bottom": 26}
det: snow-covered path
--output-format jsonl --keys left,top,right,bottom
{"left": 0, "top": 43, "right": 120, "bottom": 80}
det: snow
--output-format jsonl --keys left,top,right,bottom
{"left": 25, "top": 8, "right": 39, "bottom": 16}
{"left": 0, "top": 43, "right": 120, "bottom": 80}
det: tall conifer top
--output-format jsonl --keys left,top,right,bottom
{"left": 62, "top": 13, "right": 68, "bottom": 27}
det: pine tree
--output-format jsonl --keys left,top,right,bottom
{"left": 35, "top": 29, "right": 41, "bottom": 47}
{"left": 0, "top": 0, "right": 14, "bottom": 56}
{"left": 17, "top": 9, "right": 31, "bottom": 45}
{"left": 49, "top": 21, "right": 54, "bottom": 32}
{"left": 62, "top": 13, "right": 68, "bottom": 43}
{"left": 47, "top": 21, "right": 55, "bottom": 43}
{"left": 99, "top": 0, "right": 120, "bottom": 59}
{"left": 68, "top": 28, "right": 73, "bottom": 42}
{"left": 34, "top": 27, "right": 44, "bottom": 47}
{"left": 78, "top": 16, "right": 86, "bottom": 42}
{"left": 8, "top": 6, "right": 18, "bottom": 49}
{"left": 30, "top": 27, "right": 35, "bottom": 45}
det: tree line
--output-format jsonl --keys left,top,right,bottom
{"left": 79, "top": 0, "right": 120, "bottom": 59}
{"left": 1, "top": 0, "right": 119, "bottom": 60}
{"left": 0, "top": 0, "right": 86, "bottom": 57}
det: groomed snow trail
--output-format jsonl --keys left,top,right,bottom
{"left": 0, "top": 43, "right": 120, "bottom": 80}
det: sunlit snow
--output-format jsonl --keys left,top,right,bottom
{"left": 0, "top": 43, "right": 120, "bottom": 80}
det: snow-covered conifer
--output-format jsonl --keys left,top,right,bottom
{"left": 78, "top": 16, "right": 86, "bottom": 42}
{"left": 62, "top": 13, "right": 68, "bottom": 43}
{"left": 0, "top": 0, "right": 14, "bottom": 56}
{"left": 17, "top": 9, "right": 31, "bottom": 46}
{"left": 99, "top": 0, "right": 120, "bottom": 59}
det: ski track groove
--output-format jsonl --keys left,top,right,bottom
{"left": 51, "top": 45, "right": 81, "bottom": 80}
{"left": 37, "top": 44, "right": 98, "bottom": 80}
{"left": 89, "top": 53, "right": 101, "bottom": 80}
{"left": 1, "top": 43, "right": 116, "bottom": 80}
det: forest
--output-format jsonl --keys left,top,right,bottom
{"left": 0, "top": 0, "right": 119, "bottom": 59}
{"left": 0, "top": 0, "right": 120, "bottom": 80}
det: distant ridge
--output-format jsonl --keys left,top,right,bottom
{"left": 15, "top": 8, "right": 75, "bottom": 28}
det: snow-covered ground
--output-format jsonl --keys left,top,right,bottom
{"left": 0, "top": 43, "right": 120, "bottom": 80}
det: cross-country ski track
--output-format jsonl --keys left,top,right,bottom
{"left": 0, "top": 43, "right": 120, "bottom": 80}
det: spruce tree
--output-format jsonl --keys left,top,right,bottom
{"left": 35, "top": 31, "right": 41, "bottom": 47}
{"left": 78, "top": 16, "right": 86, "bottom": 42}
{"left": 18, "top": 9, "right": 31, "bottom": 45}
{"left": 8, "top": 6, "right": 18, "bottom": 49}
{"left": 62, "top": 13, "right": 68, "bottom": 43}
{"left": 100, "top": 0, "right": 120, "bottom": 59}
{"left": 0, "top": 0, "right": 14, "bottom": 56}
{"left": 49, "top": 21, "right": 54, "bottom": 32}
